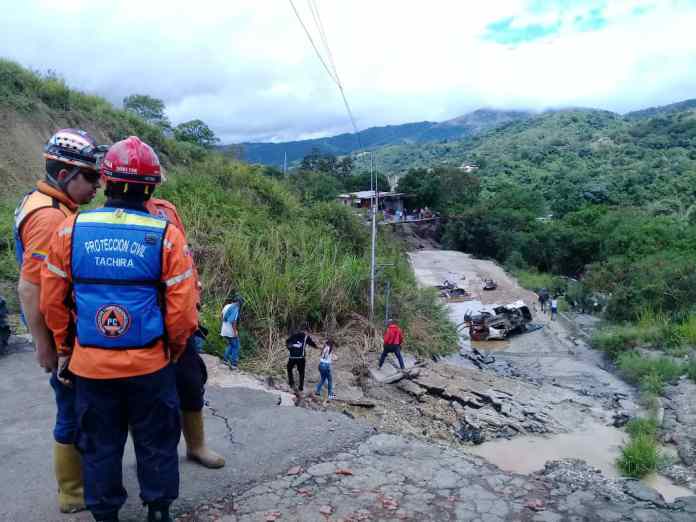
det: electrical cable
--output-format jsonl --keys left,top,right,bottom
{"left": 288, "top": 0, "right": 338, "bottom": 85}
{"left": 289, "top": 0, "right": 362, "bottom": 149}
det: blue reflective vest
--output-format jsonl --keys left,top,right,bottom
{"left": 71, "top": 207, "right": 168, "bottom": 349}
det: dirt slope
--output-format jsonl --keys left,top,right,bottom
{"left": 0, "top": 106, "right": 112, "bottom": 197}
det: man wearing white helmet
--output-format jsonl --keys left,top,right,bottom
{"left": 13, "top": 128, "right": 102, "bottom": 514}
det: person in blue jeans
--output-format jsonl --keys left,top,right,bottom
{"left": 315, "top": 340, "right": 336, "bottom": 400}
{"left": 221, "top": 295, "right": 242, "bottom": 368}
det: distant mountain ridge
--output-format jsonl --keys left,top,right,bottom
{"left": 624, "top": 98, "right": 696, "bottom": 120}
{"left": 227, "top": 109, "right": 533, "bottom": 167}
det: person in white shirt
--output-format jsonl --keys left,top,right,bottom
{"left": 220, "top": 295, "right": 243, "bottom": 368}
{"left": 314, "top": 340, "right": 336, "bottom": 400}
{"left": 550, "top": 297, "right": 559, "bottom": 320}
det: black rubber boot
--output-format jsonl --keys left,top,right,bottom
{"left": 147, "top": 503, "right": 172, "bottom": 522}
{"left": 94, "top": 512, "right": 119, "bottom": 522}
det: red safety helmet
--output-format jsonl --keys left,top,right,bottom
{"left": 100, "top": 136, "right": 161, "bottom": 185}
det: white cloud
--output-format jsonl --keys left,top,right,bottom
{"left": 1, "top": 1, "right": 695, "bottom": 143}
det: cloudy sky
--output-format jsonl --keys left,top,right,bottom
{"left": 2, "top": 0, "right": 696, "bottom": 143}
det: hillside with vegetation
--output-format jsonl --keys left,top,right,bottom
{"left": 227, "top": 109, "right": 531, "bottom": 167}
{"left": 0, "top": 58, "right": 457, "bottom": 371}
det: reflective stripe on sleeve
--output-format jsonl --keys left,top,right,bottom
{"left": 46, "top": 262, "right": 68, "bottom": 278}
{"left": 164, "top": 268, "right": 193, "bottom": 287}
{"left": 58, "top": 226, "right": 73, "bottom": 237}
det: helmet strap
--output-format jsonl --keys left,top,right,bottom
{"left": 57, "top": 166, "right": 82, "bottom": 193}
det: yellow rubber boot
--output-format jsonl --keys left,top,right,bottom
{"left": 54, "top": 442, "right": 86, "bottom": 513}
{"left": 181, "top": 410, "right": 226, "bottom": 469}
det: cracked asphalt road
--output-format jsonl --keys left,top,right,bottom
{"left": 0, "top": 342, "right": 371, "bottom": 522}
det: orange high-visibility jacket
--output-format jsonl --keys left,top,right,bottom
{"left": 40, "top": 209, "right": 198, "bottom": 379}
{"left": 15, "top": 181, "right": 77, "bottom": 285}
{"left": 144, "top": 197, "right": 201, "bottom": 303}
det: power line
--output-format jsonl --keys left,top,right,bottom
{"left": 288, "top": 0, "right": 338, "bottom": 85}
{"left": 307, "top": 0, "right": 338, "bottom": 82}
{"left": 288, "top": 0, "right": 361, "bottom": 149}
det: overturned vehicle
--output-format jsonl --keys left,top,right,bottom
{"left": 482, "top": 278, "right": 497, "bottom": 291}
{"left": 434, "top": 279, "right": 471, "bottom": 301}
{"left": 465, "top": 300, "right": 533, "bottom": 341}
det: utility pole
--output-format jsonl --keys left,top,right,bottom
{"left": 369, "top": 152, "right": 376, "bottom": 323}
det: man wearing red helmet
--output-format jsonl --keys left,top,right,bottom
{"left": 41, "top": 136, "right": 198, "bottom": 522}
{"left": 14, "top": 128, "right": 102, "bottom": 514}
{"left": 144, "top": 196, "right": 226, "bottom": 469}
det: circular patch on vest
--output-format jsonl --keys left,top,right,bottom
{"left": 96, "top": 304, "right": 131, "bottom": 338}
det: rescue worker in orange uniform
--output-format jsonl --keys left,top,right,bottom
{"left": 14, "top": 128, "right": 102, "bottom": 514}
{"left": 41, "top": 136, "right": 198, "bottom": 522}
{"left": 144, "top": 196, "right": 226, "bottom": 469}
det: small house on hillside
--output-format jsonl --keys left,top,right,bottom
{"left": 336, "top": 190, "right": 406, "bottom": 214}
{"left": 459, "top": 162, "right": 479, "bottom": 173}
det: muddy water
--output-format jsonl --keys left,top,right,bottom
{"left": 471, "top": 340, "right": 511, "bottom": 351}
{"left": 466, "top": 423, "right": 692, "bottom": 502}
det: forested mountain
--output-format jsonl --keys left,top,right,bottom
{"left": 227, "top": 109, "right": 532, "bottom": 166}
{"left": 624, "top": 98, "right": 696, "bottom": 120}
{"left": 379, "top": 105, "right": 696, "bottom": 215}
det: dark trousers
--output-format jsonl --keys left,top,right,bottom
{"left": 75, "top": 365, "right": 181, "bottom": 519}
{"left": 379, "top": 344, "right": 405, "bottom": 369}
{"left": 49, "top": 371, "right": 78, "bottom": 444}
{"left": 176, "top": 338, "right": 208, "bottom": 411}
{"left": 287, "top": 358, "right": 306, "bottom": 391}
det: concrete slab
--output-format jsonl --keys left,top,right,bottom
{"left": 0, "top": 344, "right": 371, "bottom": 522}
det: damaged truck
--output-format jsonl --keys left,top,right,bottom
{"left": 465, "top": 300, "right": 533, "bottom": 341}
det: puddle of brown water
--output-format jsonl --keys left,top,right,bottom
{"left": 642, "top": 474, "right": 693, "bottom": 502}
{"left": 466, "top": 423, "right": 692, "bottom": 502}
{"left": 471, "top": 340, "right": 511, "bottom": 351}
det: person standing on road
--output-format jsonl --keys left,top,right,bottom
{"left": 14, "top": 128, "right": 102, "bottom": 514}
{"left": 145, "top": 195, "right": 226, "bottom": 469}
{"left": 550, "top": 297, "right": 559, "bottom": 320}
{"left": 220, "top": 295, "right": 242, "bottom": 369}
{"left": 378, "top": 319, "right": 406, "bottom": 370}
{"left": 315, "top": 339, "right": 336, "bottom": 400}
{"left": 538, "top": 289, "right": 549, "bottom": 313}
{"left": 41, "top": 136, "right": 198, "bottom": 522}
{"left": 286, "top": 328, "right": 318, "bottom": 392}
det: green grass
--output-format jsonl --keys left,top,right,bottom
{"left": 591, "top": 325, "right": 644, "bottom": 358}
{"left": 617, "top": 433, "right": 661, "bottom": 478}
{"left": 616, "top": 352, "right": 685, "bottom": 388}
{"left": 592, "top": 309, "right": 696, "bottom": 359}
{"left": 675, "top": 315, "right": 696, "bottom": 346}
{"left": 685, "top": 358, "right": 696, "bottom": 383}
{"left": 512, "top": 269, "right": 564, "bottom": 295}
{"left": 625, "top": 418, "right": 659, "bottom": 439}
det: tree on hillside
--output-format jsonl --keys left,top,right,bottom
{"left": 343, "top": 170, "right": 390, "bottom": 192}
{"left": 123, "top": 94, "right": 170, "bottom": 128}
{"left": 300, "top": 147, "right": 326, "bottom": 172}
{"left": 396, "top": 168, "right": 440, "bottom": 209}
{"left": 396, "top": 167, "right": 479, "bottom": 213}
{"left": 336, "top": 156, "right": 354, "bottom": 178}
{"left": 174, "top": 119, "right": 220, "bottom": 148}
{"left": 300, "top": 148, "right": 356, "bottom": 178}
{"left": 290, "top": 170, "right": 343, "bottom": 203}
